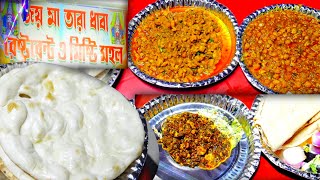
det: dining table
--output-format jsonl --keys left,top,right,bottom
{"left": 114, "top": 0, "right": 320, "bottom": 179}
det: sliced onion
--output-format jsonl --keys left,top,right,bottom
{"left": 282, "top": 147, "right": 306, "bottom": 168}
{"left": 312, "top": 131, "right": 320, "bottom": 147}
{"left": 310, "top": 145, "right": 320, "bottom": 155}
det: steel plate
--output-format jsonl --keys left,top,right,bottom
{"left": 139, "top": 94, "right": 261, "bottom": 179}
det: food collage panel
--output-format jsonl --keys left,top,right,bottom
{"left": 0, "top": 0, "right": 319, "bottom": 179}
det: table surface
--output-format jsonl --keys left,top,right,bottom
{"left": 116, "top": 0, "right": 320, "bottom": 179}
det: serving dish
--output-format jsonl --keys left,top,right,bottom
{"left": 128, "top": 0, "right": 240, "bottom": 88}
{"left": 239, "top": 4, "right": 320, "bottom": 94}
{"left": 251, "top": 94, "right": 320, "bottom": 179}
{"left": 138, "top": 94, "right": 261, "bottom": 179}
{"left": 0, "top": 62, "right": 147, "bottom": 180}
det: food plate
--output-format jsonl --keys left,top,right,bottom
{"left": 0, "top": 62, "right": 121, "bottom": 86}
{"left": 128, "top": 0, "right": 240, "bottom": 88}
{"left": 251, "top": 94, "right": 319, "bottom": 179}
{"left": 238, "top": 4, "right": 320, "bottom": 94}
{"left": 0, "top": 62, "right": 147, "bottom": 180}
{"left": 138, "top": 94, "right": 261, "bottom": 179}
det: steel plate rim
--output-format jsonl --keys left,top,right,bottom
{"left": 128, "top": 0, "right": 240, "bottom": 88}
{"left": 138, "top": 94, "right": 262, "bottom": 179}
{"left": 238, "top": 4, "right": 320, "bottom": 94}
{"left": 107, "top": 69, "right": 121, "bottom": 87}
{"left": 117, "top": 103, "right": 149, "bottom": 180}
{"left": 251, "top": 94, "right": 320, "bottom": 179}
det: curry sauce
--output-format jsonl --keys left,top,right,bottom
{"left": 242, "top": 10, "right": 320, "bottom": 93}
{"left": 159, "top": 112, "right": 232, "bottom": 170}
{"left": 132, "top": 7, "right": 234, "bottom": 83}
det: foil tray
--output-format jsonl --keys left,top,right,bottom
{"left": 128, "top": 0, "right": 240, "bottom": 88}
{"left": 251, "top": 94, "right": 320, "bottom": 179}
{"left": 138, "top": 94, "right": 262, "bottom": 179}
{"left": 238, "top": 4, "right": 320, "bottom": 94}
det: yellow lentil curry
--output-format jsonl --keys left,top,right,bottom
{"left": 132, "top": 7, "right": 235, "bottom": 83}
{"left": 159, "top": 112, "right": 232, "bottom": 170}
{"left": 242, "top": 10, "right": 320, "bottom": 93}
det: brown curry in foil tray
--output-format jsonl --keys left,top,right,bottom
{"left": 132, "top": 7, "right": 236, "bottom": 83}
{"left": 242, "top": 10, "right": 320, "bottom": 93}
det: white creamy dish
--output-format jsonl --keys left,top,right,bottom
{"left": 0, "top": 63, "right": 145, "bottom": 180}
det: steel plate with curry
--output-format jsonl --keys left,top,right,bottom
{"left": 131, "top": 7, "right": 236, "bottom": 83}
{"left": 241, "top": 6, "right": 320, "bottom": 93}
{"left": 158, "top": 111, "right": 242, "bottom": 170}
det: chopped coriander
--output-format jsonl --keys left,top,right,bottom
{"left": 310, "top": 163, "right": 317, "bottom": 174}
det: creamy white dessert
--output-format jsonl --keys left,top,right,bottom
{"left": 0, "top": 63, "right": 145, "bottom": 180}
